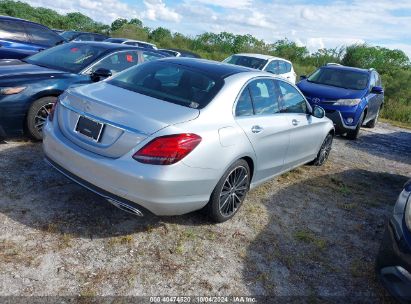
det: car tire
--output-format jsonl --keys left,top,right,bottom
{"left": 26, "top": 96, "right": 57, "bottom": 140}
{"left": 309, "top": 133, "right": 333, "bottom": 166}
{"left": 205, "top": 159, "right": 251, "bottom": 223}
{"left": 346, "top": 112, "right": 364, "bottom": 140}
{"left": 365, "top": 106, "right": 381, "bottom": 128}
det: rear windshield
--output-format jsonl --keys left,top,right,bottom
{"left": 223, "top": 55, "right": 267, "bottom": 70}
{"left": 108, "top": 61, "right": 223, "bottom": 109}
{"left": 307, "top": 67, "right": 369, "bottom": 90}
{"left": 105, "top": 38, "right": 125, "bottom": 44}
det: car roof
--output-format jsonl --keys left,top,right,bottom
{"left": 156, "top": 57, "right": 255, "bottom": 78}
{"left": 63, "top": 30, "right": 105, "bottom": 35}
{"left": 68, "top": 41, "right": 162, "bottom": 52}
{"left": 321, "top": 64, "right": 371, "bottom": 74}
{"left": 234, "top": 53, "right": 291, "bottom": 63}
{"left": 0, "top": 15, "right": 48, "bottom": 27}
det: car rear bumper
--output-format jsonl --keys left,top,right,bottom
{"left": 325, "top": 110, "right": 357, "bottom": 133}
{"left": 376, "top": 222, "right": 411, "bottom": 303}
{"left": 43, "top": 119, "right": 219, "bottom": 216}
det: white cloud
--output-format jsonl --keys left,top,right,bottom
{"left": 142, "top": 0, "right": 181, "bottom": 23}
{"left": 189, "top": 0, "right": 252, "bottom": 9}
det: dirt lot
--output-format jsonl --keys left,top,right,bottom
{"left": 0, "top": 122, "right": 410, "bottom": 302}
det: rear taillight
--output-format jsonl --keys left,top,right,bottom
{"left": 48, "top": 101, "right": 58, "bottom": 121}
{"left": 133, "top": 133, "right": 202, "bottom": 165}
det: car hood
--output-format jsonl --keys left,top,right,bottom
{"left": 297, "top": 79, "right": 365, "bottom": 100}
{"left": 0, "top": 60, "right": 66, "bottom": 81}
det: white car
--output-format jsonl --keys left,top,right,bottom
{"left": 223, "top": 53, "right": 297, "bottom": 84}
{"left": 104, "top": 38, "right": 157, "bottom": 50}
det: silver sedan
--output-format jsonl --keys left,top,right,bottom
{"left": 43, "top": 58, "right": 334, "bottom": 222}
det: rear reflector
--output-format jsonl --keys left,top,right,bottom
{"left": 133, "top": 133, "right": 201, "bottom": 165}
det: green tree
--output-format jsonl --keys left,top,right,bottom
{"left": 128, "top": 18, "right": 143, "bottom": 28}
{"left": 269, "top": 39, "right": 309, "bottom": 62}
{"left": 111, "top": 18, "right": 128, "bottom": 32}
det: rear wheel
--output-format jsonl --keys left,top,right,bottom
{"left": 26, "top": 96, "right": 57, "bottom": 140}
{"left": 205, "top": 159, "right": 250, "bottom": 223}
{"left": 309, "top": 133, "right": 333, "bottom": 166}
{"left": 346, "top": 112, "right": 364, "bottom": 140}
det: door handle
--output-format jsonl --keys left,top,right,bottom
{"left": 292, "top": 119, "right": 300, "bottom": 126}
{"left": 251, "top": 125, "right": 263, "bottom": 133}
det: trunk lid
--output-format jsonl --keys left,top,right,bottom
{"left": 57, "top": 82, "right": 199, "bottom": 158}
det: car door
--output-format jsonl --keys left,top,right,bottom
{"left": 234, "top": 78, "right": 291, "bottom": 181}
{"left": 276, "top": 79, "right": 324, "bottom": 168}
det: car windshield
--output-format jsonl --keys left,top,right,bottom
{"left": 108, "top": 61, "right": 223, "bottom": 109}
{"left": 307, "top": 67, "right": 369, "bottom": 90}
{"left": 24, "top": 43, "right": 107, "bottom": 73}
{"left": 223, "top": 55, "right": 267, "bottom": 70}
{"left": 60, "top": 31, "right": 79, "bottom": 41}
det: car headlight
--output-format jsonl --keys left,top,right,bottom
{"left": 405, "top": 192, "right": 411, "bottom": 230}
{"left": 333, "top": 98, "right": 361, "bottom": 106}
{"left": 0, "top": 86, "right": 26, "bottom": 95}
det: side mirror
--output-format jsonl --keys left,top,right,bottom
{"left": 312, "top": 105, "right": 325, "bottom": 119}
{"left": 91, "top": 68, "right": 112, "bottom": 82}
{"left": 300, "top": 75, "right": 307, "bottom": 80}
{"left": 371, "top": 86, "right": 383, "bottom": 94}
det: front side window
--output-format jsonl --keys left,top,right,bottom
{"left": 248, "top": 79, "right": 280, "bottom": 115}
{"left": 24, "top": 23, "right": 63, "bottom": 47}
{"left": 277, "top": 80, "right": 307, "bottom": 114}
{"left": 265, "top": 60, "right": 280, "bottom": 74}
{"left": 223, "top": 55, "right": 267, "bottom": 70}
{"left": 108, "top": 62, "right": 223, "bottom": 109}
{"left": 24, "top": 43, "right": 107, "bottom": 73}
{"left": 90, "top": 51, "right": 140, "bottom": 74}
{"left": 0, "top": 20, "right": 27, "bottom": 42}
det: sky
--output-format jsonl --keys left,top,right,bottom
{"left": 24, "top": 0, "right": 411, "bottom": 58}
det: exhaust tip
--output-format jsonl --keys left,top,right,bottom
{"left": 107, "top": 199, "right": 144, "bottom": 217}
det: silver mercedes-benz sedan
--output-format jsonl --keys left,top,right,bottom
{"left": 43, "top": 58, "right": 334, "bottom": 222}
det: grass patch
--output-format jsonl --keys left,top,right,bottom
{"left": 293, "top": 229, "right": 327, "bottom": 250}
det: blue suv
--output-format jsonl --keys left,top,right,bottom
{"left": 0, "top": 15, "right": 65, "bottom": 59}
{"left": 297, "top": 64, "right": 384, "bottom": 139}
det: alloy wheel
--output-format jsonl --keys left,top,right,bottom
{"left": 219, "top": 166, "right": 249, "bottom": 217}
{"left": 34, "top": 102, "right": 54, "bottom": 134}
{"left": 318, "top": 135, "right": 333, "bottom": 165}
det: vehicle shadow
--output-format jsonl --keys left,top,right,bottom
{"left": 242, "top": 169, "right": 407, "bottom": 300}
{"left": 0, "top": 141, "right": 210, "bottom": 239}
{"left": 346, "top": 129, "right": 411, "bottom": 165}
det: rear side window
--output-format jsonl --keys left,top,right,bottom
{"left": 108, "top": 62, "right": 223, "bottom": 109}
{"left": 235, "top": 88, "right": 254, "bottom": 116}
{"left": 277, "top": 80, "right": 307, "bottom": 114}
{"left": 90, "top": 51, "right": 140, "bottom": 74}
{"left": 248, "top": 79, "right": 280, "bottom": 115}
{"left": 0, "top": 20, "right": 27, "bottom": 42}
{"left": 24, "top": 23, "right": 62, "bottom": 47}
{"left": 142, "top": 51, "right": 163, "bottom": 62}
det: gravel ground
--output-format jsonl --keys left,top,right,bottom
{"left": 0, "top": 122, "right": 410, "bottom": 302}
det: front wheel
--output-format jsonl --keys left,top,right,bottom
{"left": 346, "top": 112, "right": 364, "bottom": 140}
{"left": 26, "top": 96, "right": 57, "bottom": 140}
{"left": 365, "top": 106, "right": 381, "bottom": 128}
{"left": 309, "top": 133, "right": 333, "bottom": 166}
{"left": 205, "top": 159, "right": 251, "bottom": 223}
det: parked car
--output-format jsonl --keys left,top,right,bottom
{"left": 0, "top": 15, "right": 65, "bottom": 59}
{"left": 297, "top": 64, "right": 384, "bottom": 139}
{"left": 104, "top": 38, "right": 157, "bottom": 50}
{"left": 223, "top": 53, "right": 296, "bottom": 83}
{"left": 43, "top": 58, "right": 334, "bottom": 222}
{"left": 376, "top": 179, "right": 411, "bottom": 303}
{"left": 0, "top": 41, "right": 165, "bottom": 140}
{"left": 159, "top": 48, "right": 201, "bottom": 58}
{"left": 60, "top": 31, "right": 108, "bottom": 42}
